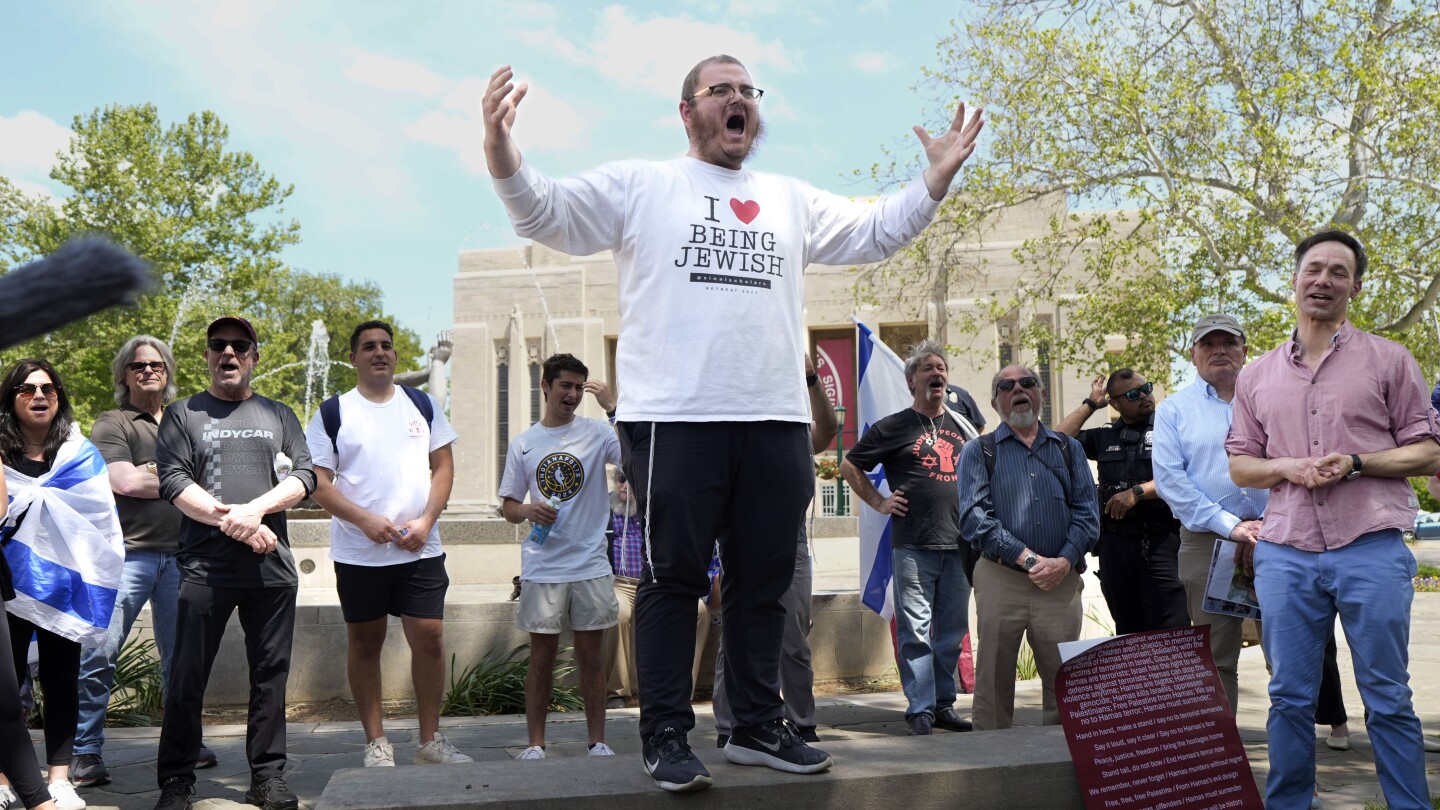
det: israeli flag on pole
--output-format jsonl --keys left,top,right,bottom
{"left": 3, "top": 428, "right": 123, "bottom": 647}
{"left": 853, "top": 320, "right": 915, "bottom": 620}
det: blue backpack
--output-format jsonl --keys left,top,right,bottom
{"left": 319, "top": 387, "right": 434, "bottom": 457}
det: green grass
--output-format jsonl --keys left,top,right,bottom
{"left": 440, "top": 642, "right": 583, "bottom": 717}
{"left": 1016, "top": 640, "right": 1039, "bottom": 680}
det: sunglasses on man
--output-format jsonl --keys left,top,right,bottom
{"left": 128, "top": 361, "right": 166, "bottom": 373}
{"left": 995, "top": 376, "right": 1040, "bottom": 392}
{"left": 1116, "top": 381, "right": 1154, "bottom": 402}
{"left": 207, "top": 338, "right": 255, "bottom": 354}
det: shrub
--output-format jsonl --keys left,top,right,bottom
{"left": 441, "top": 643, "right": 583, "bottom": 717}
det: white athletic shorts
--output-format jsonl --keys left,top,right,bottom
{"left": 517, "top": 574, "right": 619, "bottom": 634}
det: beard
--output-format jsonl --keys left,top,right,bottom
{"left": 1005, "top": 409, "right": 1038, "bottom": 430}
{"left": 687, "top": 111, "right": 766, "bottom": 168}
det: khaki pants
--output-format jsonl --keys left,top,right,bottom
{"left": 602, "top": 576, "right": 710, "bottom": 700}
{"left": 971, "top": 557, "right": 1082, "bottom": 731}
{"left": 1178, "top": 528, "right": 1263, "bottom": 715}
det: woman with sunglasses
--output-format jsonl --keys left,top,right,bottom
{"left": 0, "top": 359, "right": 123, "bottom": 810}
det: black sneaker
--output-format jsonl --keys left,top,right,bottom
{"left": 933, "top": 707, "right": 973, "bottom": 732}
{"left": 71, "top": 753, "right": 110, "bottom": 787}
{"left": 795, "top": 725, "right": 820, "bottom": 743}
{"left": 195, "top": 744, "right": 219, "bottom": 769}
{"left": 723, "top": 719, "right": 833, "bottom": 774}
{"left": 642, "top": 726, "right": 712, "bottom": 792}
{"left": 716, "top": 733, "right": 729, "bottom": 749}
{"left": 907, "top": 713, "right": 933, "bottom": 736}
{"left": 245, "top": 776, "right": 299, "bottom": 810}
{"left": 154, "top": 777, "right": 194, "bottom": 810}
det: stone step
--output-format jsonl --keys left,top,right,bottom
{"left": 315, "top": 725, "right": 1083, "bottom": 810}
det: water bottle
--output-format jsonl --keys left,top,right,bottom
{"left": 527, "top": 496, "right": 561, "bottom": 545}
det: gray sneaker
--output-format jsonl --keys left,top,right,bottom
{"left": 414, "top": 732, "right": 474, "bottom": 764}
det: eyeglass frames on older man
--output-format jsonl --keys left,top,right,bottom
{"left": 688, "top": 84, "right": 764, "bottom": 103}
{"left": 128, "top": 361, "right": 166, "bottom": 373}
{"left": 1116, "top": 381, "right": 1154, "bottom": 402}
{"left": 994, "top": 376, "right": 1040, "bottom": 392}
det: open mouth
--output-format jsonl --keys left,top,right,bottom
{"left": 1011, "top": 394, "right": 1032, "bottom": 408}
{"left": 927, "top": 377, "right": 946, "bottom": 394}
{"left": 220, "top": 360, "right": 240, "bottom": 373}
{"left": 726, "top": 113, "right": 746, "bottom": 135}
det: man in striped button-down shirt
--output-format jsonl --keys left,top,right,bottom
{"left": 958, "top": 365, "right": 1099, "bottom": 731}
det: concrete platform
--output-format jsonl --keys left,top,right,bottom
{"left": 315, "top": 726, "right": 1082, "bottom": 810}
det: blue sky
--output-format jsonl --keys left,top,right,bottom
{"left": 0, "top": 1, "right": 977, "bottom": 345}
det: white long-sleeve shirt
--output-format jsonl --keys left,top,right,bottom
{"left": 493, "top": 157, "right": 941, "bottom": 423}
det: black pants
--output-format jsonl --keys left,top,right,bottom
{"left": 7, "top": 611, "right": 80, "bottom": 768}
{"left": 620, "top": 421, "right": 811, "bottom": 739}
{"left": 156, "top": 581, "right": 297, "bottom": 787}
{"left": 1, "top": 603, "right": 50, "bottom": 808}
{"left": 1316, "top": 626, "right": 1348, "bottom": 726}
{"left": 1095, "top": 530, "right": 1189, "bottom": 634}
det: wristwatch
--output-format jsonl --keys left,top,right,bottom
{"left": 1021, "top": 551, "right": 1038, "bottom": 571}
{"left": 806, "top": 372, "right": 820, "bottom": 388}
{"left": 1082, "top": 398, "right": 1101, "bottom": 411}
{"left": 1343, "top": 454, "right": 1363, "bottom": 481}
{"left": 1130, "top": 484, "right": 1145, "bottom": 500}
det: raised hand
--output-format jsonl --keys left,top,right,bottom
{"left": 916, "top": 102, "right": 985, "bottom": 201}
{"left": 483, "top": 65, "right": 529, "bottom": 179}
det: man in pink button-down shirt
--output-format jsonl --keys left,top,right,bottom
{"left": 1227, "top": 229, "right": 1440, "bottom": 810}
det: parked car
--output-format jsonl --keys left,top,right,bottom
{"left": 1412, "top": 511, "right": 1440, "bottom": 542}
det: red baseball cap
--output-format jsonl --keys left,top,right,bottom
{"left": 206, "top": 316, "right": 259, "bottom": 345}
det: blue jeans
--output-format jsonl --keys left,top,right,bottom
{"left": 891, "top": 546, "right": 971, "bottom": 718}
{"left": 73, "top": 549, "right": 182, "bottom": 755}
{"left": 1254, "top": 530, "right": 1427, "bottom": 810}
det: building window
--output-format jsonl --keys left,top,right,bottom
{"left": 1035, "top": 314, "right": 1056, "bottom": 425}
{"left": 997, "top": 316, "right": 1017, "bottom": 370}
{"left": 496, "top": 344, "right": 510, "bottom": 483}
{"left": 527, "top": 339, "right": 542, "bottom": 425}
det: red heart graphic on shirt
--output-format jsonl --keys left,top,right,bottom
{"left": 730, "top": 198, "right": 760, "bottom": 224}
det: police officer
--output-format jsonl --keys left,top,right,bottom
{"left": 1055, "top": 369, "right": 1187, "bottom": 634}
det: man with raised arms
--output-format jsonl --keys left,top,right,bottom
{"left": 483, "top": 55, "right": 983, "bottom": 792}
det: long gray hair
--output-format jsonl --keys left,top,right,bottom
{"left": 111, "top": 335, "right": 178, "bottom": 406}
{"left": 903, "top": 339, "right": 948, "bottom": 391}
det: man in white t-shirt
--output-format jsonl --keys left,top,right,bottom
{"left": 304, "top": 320, "right": 469, "bottom": 769}
{"left": 499, "top": 353, "right": 621, "bottom": 761}
{"left": 484, "top": 54, "right": 984, "bottom": 792}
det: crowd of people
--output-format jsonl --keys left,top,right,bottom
{"left": 1, "top": 50, "right": 1437, "bottom": 810}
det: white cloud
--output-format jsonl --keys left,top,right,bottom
{"left": 518, "top": 5, "right": 799, "bottom": 98}
{"left": 343, "top": 49, "right": 448, "bottom": 97}
{"left": 851, "top": 51, "right": 897, "bottom": 76}
{"left": 0, "top": 111, "right": 73, "bottom": 175}
{"left": 405, "top": 81, "right": 588, "bottom": 174}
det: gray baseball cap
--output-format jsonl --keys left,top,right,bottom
{"left": 1189, "top": 313, "right": 1245, "bottom": 347}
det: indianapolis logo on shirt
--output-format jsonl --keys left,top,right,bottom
{"left": 536, "top": 453, "right": 585, "bottom": 502}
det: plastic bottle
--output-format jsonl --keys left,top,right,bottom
{"left": 527, "top": 496, "right": 562, "bottom": 545}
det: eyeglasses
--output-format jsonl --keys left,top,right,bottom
{"left": 994, "top": 376, "right": 1040, "bottom": 392}
{"left": 689, "top": 84, "right": 764, "bottom": 103}
{"left": 207, "top": 338, "right": 254, "bottom": 354}
{"left": 1117, "top": 381, "right": 1154, "bottom": 402}
{"left": 128, "top": 361, "right": 166, "bottom": 374}
{"left": 14, "top": 383, "right": 58, "bottom": 400}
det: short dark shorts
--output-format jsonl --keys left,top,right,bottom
{"left": 334, "top": 553, "right": 449, "bottom": 623}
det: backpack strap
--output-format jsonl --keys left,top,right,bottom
{"left": 401, "top": 386, "right": 435, "bottom": 426}
{"left": 980, "top": 432, "right": 998, "bottom": 480}
{"left": 319, "top": 394, "right": 342, "bottom": 454}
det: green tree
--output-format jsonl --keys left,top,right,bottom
{"left": 1, "top": 104, "right": 421, "bottom": 423}
{"left": 864, "top": 0, "right": 1440, "bottom": 384}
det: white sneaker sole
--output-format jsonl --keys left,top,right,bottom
{"left": 722, "top": 741, "right": 833, "bottom": 774}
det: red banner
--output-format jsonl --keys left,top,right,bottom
{"left": 815, "top": 337, "right": 856, "bottom": 453}
{"left": 1058, "top": 627, "right": 1261, "bottom": 810}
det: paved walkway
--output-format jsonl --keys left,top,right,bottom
{"left": 28, "top": 550, "right": 1440, "bottom": 809}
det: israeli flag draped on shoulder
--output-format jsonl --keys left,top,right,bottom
{"left": 852, "top": 318, "right": 977, "bottom": 620}
{"left": 3, "top": 425, "right": 124, "bottom": 647}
